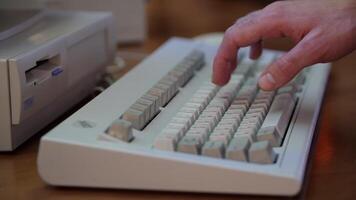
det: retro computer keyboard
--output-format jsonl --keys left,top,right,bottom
{"left": 37, "top": 37, "right": 330, "bottom": 196}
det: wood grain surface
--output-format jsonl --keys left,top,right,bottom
{"left": 1, "top": 1, "right": 355, "bottom": 199}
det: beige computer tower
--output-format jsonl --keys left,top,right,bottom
{"left": 0, "top": 10, "right": 116, "bottom": 151}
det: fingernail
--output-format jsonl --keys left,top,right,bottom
{"left": 259, "top": 73, "right": 276, "bottom": 89}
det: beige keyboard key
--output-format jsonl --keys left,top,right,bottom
{"left": 234, "top": 132, "right": 256, "bottom": 143}
{"left": 186, "top": 129, "right": 209, "bottom": 142}
{"left": 249, "top": 141, "right": 277, "bottom": 164}
{"left": 255, "top": 92, "right": 274, "bottom": 102}
{"left": 185, "top": 133, "right": 207, "bottom": 144}
{"left": 154, "top": 130, "right": 180, "bottom": 151}
{"left": 195, "top": 118, "right": 217, "bottom": 130}
{"left": 148, "top": 87, "right": 166, "bottom": 107}
{"left": 142, "top": 93, "right": 161, "bottom": 112}
{"left": 199, "top": 113, "right": 219, "bottom": 125}
{"left": 188, "top": 127, "right": 210, "bottom": 139}
{"left": 193, "top": 89, "right": 212, "bottom": 96}
{"left": 122, "top": 108, "right": 145, "bottom": 130}
{"left": 277, "top": 84, "right": 298, "bottom": 95}
{"left": 185, "top": 102, "right": 205, "bottom": 113}
{"left": 253, "top": 98, "right": 271, "bottom": 105}
{"left": 229, "top": 104, "right": 248, "bottom": 113}
{"left": 249, "top": 103, "right": 268, "bottom": 113}
{"left": 257, "top": 126, "right": 281, "bottom": 147}
{"left": 240, "top": 119, "right": 261, "bottom": 129}
{"left": 200, "top": 82, "right": 219, "bottom": 91}
{"left": 244, "top": 112, "right": 264, "bottom": 123}
{"left": 107, "top": 119, "right": 134, "bottom": 142}
{"left": 230, "top": 74, "right": 245, "bottom": 81}
{"left": 259, "top": 93, "right": 296, "bottom": 141}
{"left": 234, "top": 56, "right": 255, "bottom": 75}
{"left": 198, "top": 115, "right": 219, "bottom": 126}
{"left": 231, "top": 99, "right": 250, "bottom": 107}
{"left": 258, "top": 90, "right": 275, "bottom": 96}
{"left": 166, "top": 122, "right": 189, "bottom": 133}
{"left": 202, "top": 140, "right": 225, "bottom": 158}
{"left": 216, "top": 91, "right": 235, "bottom": 101}
{"left": 217, "top": 120, "right": 239, "bottom": 131}
{"left": 192, "top": 92, "right": 211, "bottom": 102}
{"left": 204, "top": 107, "right": 223, "bottom": 119}
{"left": 247, "top": 107, "right": 266, "bottom": 117}
{"left": 168, "top": 68, "right": 186, "bottom": 87}
{"left": 137, "top": 98, "right": 156, "bottom": 119}
{"left": 175, "top": 112, "right": 196, "bottom": 121}
{"left": 155, "top": 83, "right": 171, "bottom": 104}
{"left": 222, "top": 113, "right": 243, "bottom": 122}
{"left": 185, "top": 50, "right": 204, "bottom": 65}
{"left": 213, "top": 125, "right": 235, "bottom": 136}
{"left": 189, "top": 97, "right": 209, "bottom": 108}
{"left": 180, "top": 107, "right": 199, "bottom": 119}
{"left": 177, "top": 135, "right": 203, "bottom": 154}
{"left": 175, "top": 65, "right": 194, "bottom": 84}
{"left": 210, "top": 98, "right": 229, "bottom": 110}
{"left": 161, "top": 79, "right": 177, "bottom": 97}
{"left": 225, "top": 109, "right": 244, "bottom": 118}
{"left": 131, "top": 103, "right": 149, "bottom": 123}
{"left": 160, "top": 75, "right": 178, "bottom": 86}
{"left": 238, "top": 123, "right": 258, "bottom": 130}
{"left": 170, "top": 117, "right": 192, "bottom": 128}
{"left": 209, "top": 132, "right": 232, "bottom": 145}
{"left": 192, "top": 122, "right": 214, "bottom": 132}
{"left": 209, "top": 100, "right": 228, "bottom": 111}
{"left": 226, "top": 137, "right": 251, "bottom": 161}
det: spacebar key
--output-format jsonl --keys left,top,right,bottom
{"left": 257, "top": 93, "right": 296, "bottom": 146}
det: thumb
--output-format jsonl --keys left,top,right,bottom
{"left": 258, "top": 30, "right": 324, "bottom": 90}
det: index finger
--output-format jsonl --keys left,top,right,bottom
{"left": 212, "top": 10, "right": 285, "bottom": 85}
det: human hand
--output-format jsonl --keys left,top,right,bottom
{"left": 212, "top": 0, "right": 356, "bottom": 90}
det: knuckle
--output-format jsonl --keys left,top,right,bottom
{"left": 263, "top": 1, "right": 287, "bottom": 19}
{"left": 300, "top": 39, "right": 325, "bottom": 61}
{"left": 235, "top": 10, "right": 262, "bottom": 27}
{"left": 224, "top": 26, "right": 236, "bottom": 40}
{"left": 225, "top": 26, "right": 235, "bottom": 36}
{"left": 261, "top": 11, "right": 282, "bottom": 22}
{"left": 264, "top": 1, "right": 286, "bottom": 12}
{"left": 247, "top": 10, "right": 262, "bottom": 19}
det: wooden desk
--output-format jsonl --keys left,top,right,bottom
{"left": 1, "top": 1, "right": 356, "bottom": 199}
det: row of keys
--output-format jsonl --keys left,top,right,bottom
{"left": 208, "top": 82, "right": 258, "bottom": 146}
{"left": 205, "top": 139, "right": 277, "bottom": 164}
{"left": 121, "top": 50, "right": 205, "bottom": 130}
{"left": 195, "top": 80, "right": 276, "bottom": 163}
{"left": 177, "top": 75, "right": 244, "bottom": 154}
{"left": 154, "top": 75, "right": 243, "bottom": 152}
{"left": 154, "top": 81, "right": 219, "bottom": 151}
{"left": 222, "top": 88, "right": 276, "bottom": 163}
{"left": 233, "top": 89, "right": 275, "bottom": 143}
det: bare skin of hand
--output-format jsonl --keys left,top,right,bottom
{"left": 212, "top": 0, "right": 356, "bottom": 90}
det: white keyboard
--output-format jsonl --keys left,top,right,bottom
{"left": 37, "top": 37, "right": 330, "bottom": 196}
